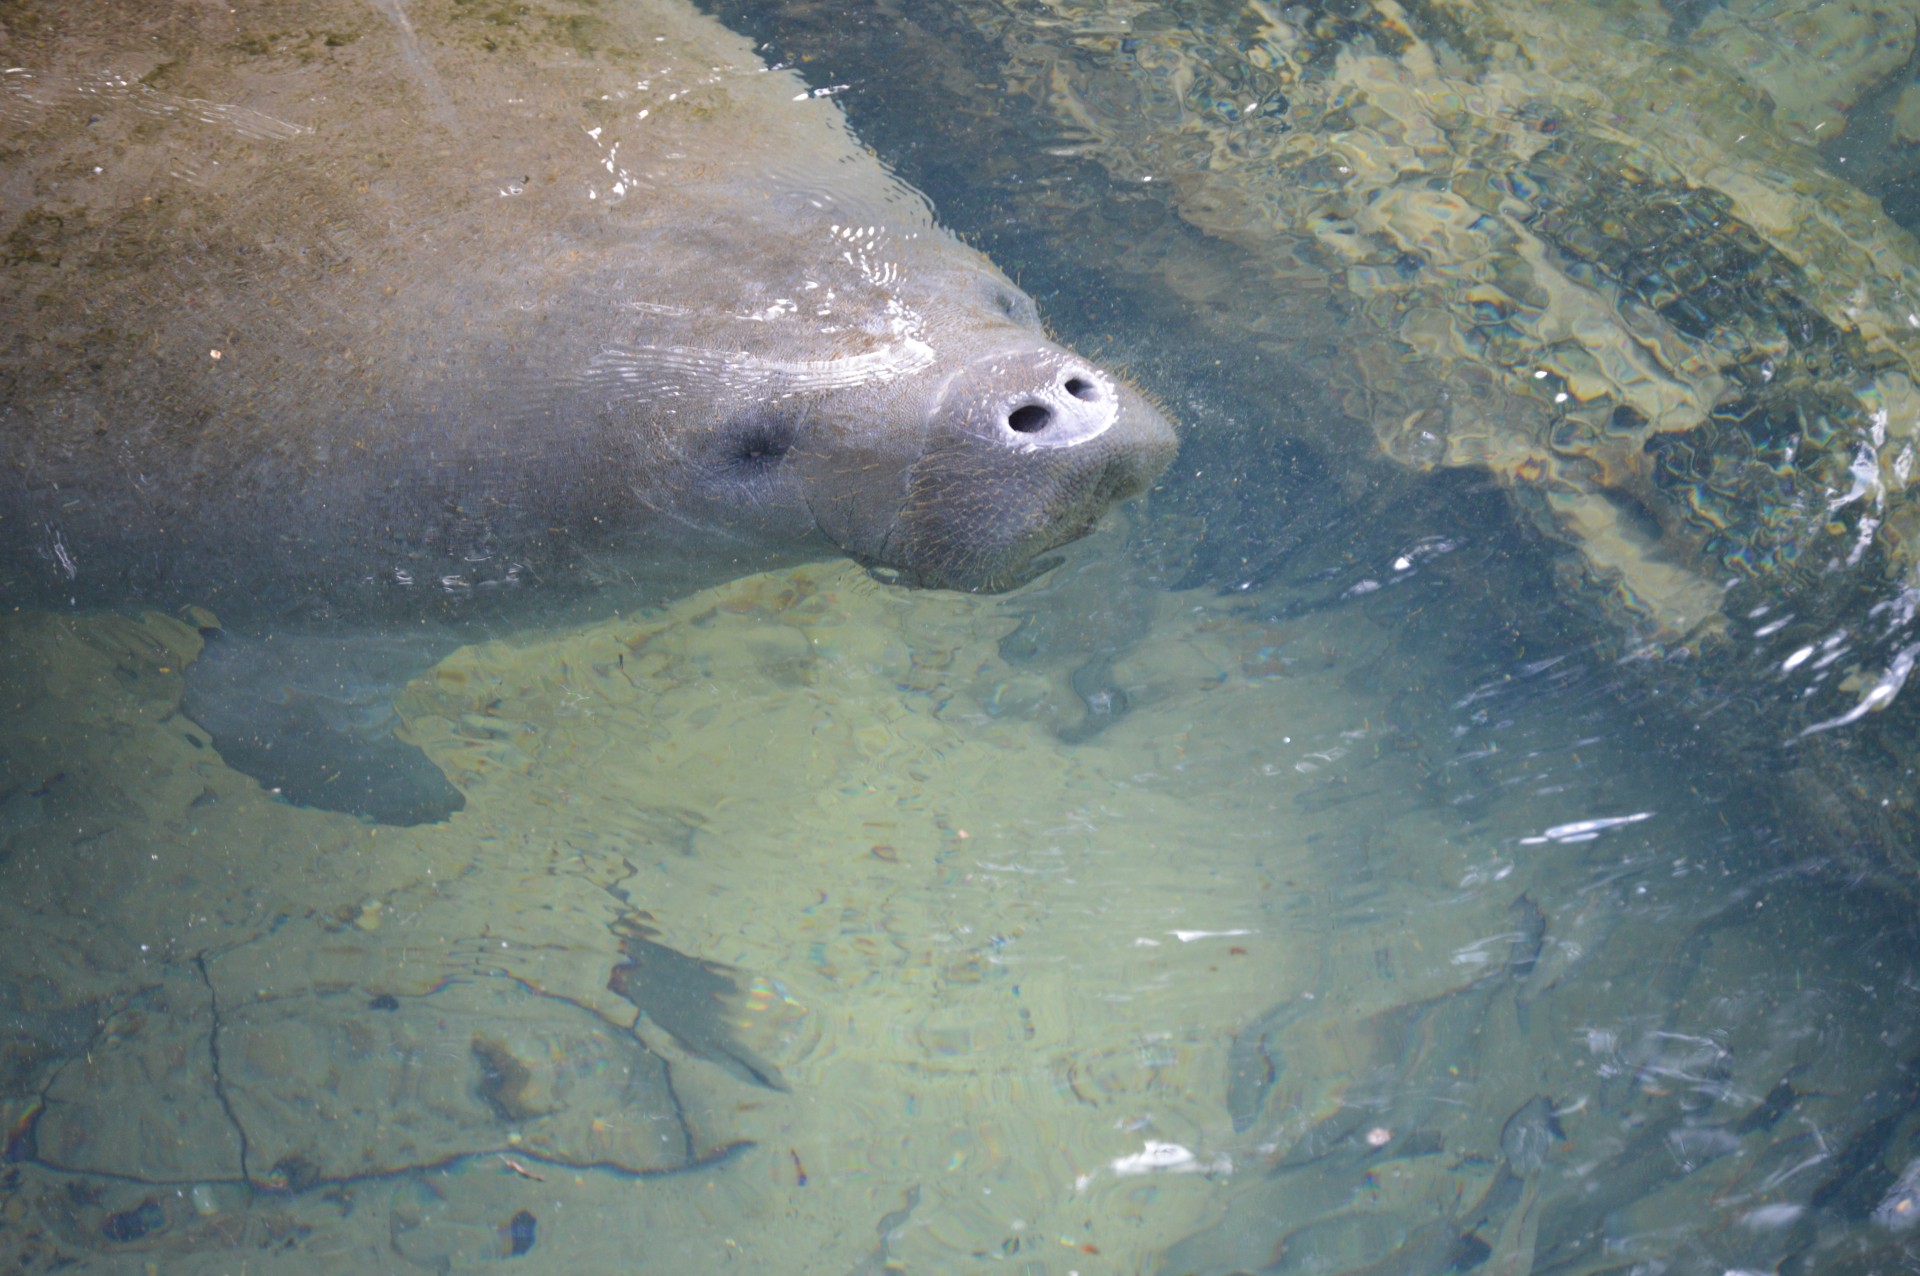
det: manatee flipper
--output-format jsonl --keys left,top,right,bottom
{"left": 181, "top": 629, "right": 465, "bottom": 826}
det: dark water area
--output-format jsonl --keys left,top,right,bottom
{"left": 5, "top": 0, "right": 1920, "bottom": 1271}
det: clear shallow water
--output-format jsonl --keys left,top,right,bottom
{"left": 8, "top": 1, "right": 1920, "bottom": 1274}
{"left": 11, "top": 516, "right": 1920, "bottom": 1273}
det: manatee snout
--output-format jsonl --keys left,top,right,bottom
{"left": 891, "top": 344, "right": 1177, "bottom": 590}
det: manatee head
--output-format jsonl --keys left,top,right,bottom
{"left": 653, "top": 259, "right": 1177, "bottom": 593}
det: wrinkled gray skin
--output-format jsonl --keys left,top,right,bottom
{"left": 0, "top": 0, "right": 1174, "bottom": 626}
{"left": 0, "top": 0, "right": 1175, "bottom": 821}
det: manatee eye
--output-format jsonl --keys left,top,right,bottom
{"left": 706, "top": 412, "right": 798, "bottom": 500}
{"left": 1007, "top": 403, "right": 1052, "bottom": 434}
{"left": 725, "top": 418, "right": 793, "bottom": 468}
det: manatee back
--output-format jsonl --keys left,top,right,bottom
{"left": 0, "top": 0, "right": 967, "bottom": 621}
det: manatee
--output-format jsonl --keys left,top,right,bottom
{"left": 0, "top": 0, "right": 1175, "bottom": 819}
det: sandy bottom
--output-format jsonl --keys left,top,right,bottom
{"left": 0, "top": 562, "right": 1912, "bottom": 1273}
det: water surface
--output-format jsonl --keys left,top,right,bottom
{"left": 7, "top": 0, "right": 1920, "bottom": 1272}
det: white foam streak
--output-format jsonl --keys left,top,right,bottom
{"left": 1519, "top": 812, "right": 1652, "bottom": 845}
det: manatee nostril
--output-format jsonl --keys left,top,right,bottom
{"left": 1063, "top": 375, "right": 1099, "bottom": 401}
{"left": 1007, "top": 403, "right": 1053, "bottom": 434}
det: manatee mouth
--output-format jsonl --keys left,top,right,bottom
{"left": 871, "top": 445, "right": 1155, "bottom": 593}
